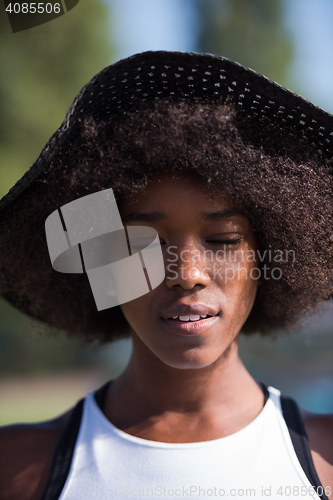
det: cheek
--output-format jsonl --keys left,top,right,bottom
{"left": 213, "top": 256, "right": 259, "bottom": 314}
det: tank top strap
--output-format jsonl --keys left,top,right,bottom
{"left": 279, "top": 392, "right": 329, "bottom": 500}
{"left": 40, "top": 380, "right": 112, "bottom": 500}
{"left": 94, "top": 380, "right": 112, "bottom": 411}
{"left": 258, "top": 380, "right": 270, "bottom": 405}
{"left": 40, "top": 397, "right": 84, "bottom": 500}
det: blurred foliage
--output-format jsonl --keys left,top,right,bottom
{"left": 0, "top": 0, "right": 114, "bottom": 199}
{"left": 0, "top": 297, "right": 132, "bottom": 377}
{"left": 195, "top": 0, "right": 293, "bottom": 86}
{"left": 0, "top": 299, "right": 92, "bottom": 376}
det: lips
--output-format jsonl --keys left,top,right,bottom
{"left": 161, "top": 304, "right": 220, "bottom": 322}
{"left": 169, "top": 314, "right": 213, "bottom": 322}
{"left": 160, "top": 315, "right": 219, "bottom": 335}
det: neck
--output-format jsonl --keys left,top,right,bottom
{"left": 105, "top": 333, "right": 264, "bottom": 425}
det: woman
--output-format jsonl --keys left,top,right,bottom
{"left": 0, "top": 51, "right": 332, "bottom": 500}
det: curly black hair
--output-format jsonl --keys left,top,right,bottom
{"left": 0, "top": 100, "right": 332, "bottom": 345}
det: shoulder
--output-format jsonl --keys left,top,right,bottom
{"left": 0, "top": 409, "right": 73, "bottom": 500}
{"left": 300, "top": 407, "right": 333, "bottom": 491}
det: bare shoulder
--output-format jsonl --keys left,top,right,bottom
{"left": 0, "top": 408, "right": 73, "bottom": 500}
{"left": 300, "top": 406, "right": 333, "bottom": 491}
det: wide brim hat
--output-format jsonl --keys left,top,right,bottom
{"left": 1, "top": 50, "right": 333, "bottom": 319}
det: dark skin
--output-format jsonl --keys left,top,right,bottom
{"left": 0, "top": 173, "right": 332, "bottom": 500}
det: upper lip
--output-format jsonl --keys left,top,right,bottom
{"left": 161, "top": 304, "right": 220, "bottom": 319}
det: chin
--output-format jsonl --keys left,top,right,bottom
{"left": 158, "top": 349, "right": 221, "bottom": 370}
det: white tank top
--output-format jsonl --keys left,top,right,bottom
{"left": 55, "top": 386, "right": 325, "bottom": 500}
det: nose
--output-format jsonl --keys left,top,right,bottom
{"left": 165, "top": 244, "right": 211, "bottom": 290}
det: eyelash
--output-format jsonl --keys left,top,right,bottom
{"left": 206, "top": 239, "right": 242, "bottom": 246}
{"left": 159, "top": 239, "right": 242, "bottom": 246}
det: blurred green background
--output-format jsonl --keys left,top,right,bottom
{"left": 0, "top": 0, "right": 332, "bottom": 425}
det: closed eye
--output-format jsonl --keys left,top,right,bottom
{"left": 206, "top": 239, "right": 243, "bottom": 245}
{"left": 158, "top": 239, "right": 243, "bottom": 246}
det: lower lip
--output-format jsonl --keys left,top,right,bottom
{"left": 160, "top": 315, "right": 219, "bottom": 335}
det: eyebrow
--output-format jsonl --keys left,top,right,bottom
{"left": 122, "top": 209, "right": 245, "bottom": 224}
{"left": 122, "top": 211, "right": 166, "bottom": 224}
{"left": 199, "top": 209, "right": 246, "bottom": 221}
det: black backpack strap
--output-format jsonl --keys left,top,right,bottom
{"left": 40, "top": 380, "right": 112, "bottom": 500}
{"left": 280, "top": 394, "right": 329, "bottom": 500}
{"left": 258, "top": 381, "right": 270, "bottom": 406}
{"left": 94, "top": 380, "right": 112, "bottom": 411}
{"left": 40, "top": 397, "right": 84, "bottom": 500}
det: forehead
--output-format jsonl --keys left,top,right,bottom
{"left": 117, "top": 172, "right": 249, "bottom": 228}
{"left": 118, "top": 172, "right": 232, "bottom": 210}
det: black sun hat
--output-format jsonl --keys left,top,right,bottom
{"left": 1, "top": 50, "right": 333, "bottom": 228}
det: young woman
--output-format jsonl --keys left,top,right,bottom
{"left": 0, "top": 51, "right": 332, "bottom": 500}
